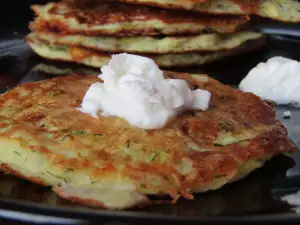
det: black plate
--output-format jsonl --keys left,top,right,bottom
{"left": 0, "top": 3, "right": 300, "bottom": 224}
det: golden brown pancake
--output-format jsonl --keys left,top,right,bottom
{"left": 0, "top": 70, "right": 294, "bottom": 209}
{"left": 119, "top": 0, "right": 300, "bottom": 23}
{"left": 26, "top": 32, "right": 265, "bottom": 68}
{"left": 30, "top": 1, "right": 250, "bottom": 36}
{"left": 32, "top": 30, "right": 262, "bottom": 54}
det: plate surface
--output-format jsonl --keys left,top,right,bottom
{"left": 0, "top": 2, "right": 300, "bottom": 224}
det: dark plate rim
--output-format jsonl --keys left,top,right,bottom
{"left": 0, "top": 196, "right": 299, "bottom": 224}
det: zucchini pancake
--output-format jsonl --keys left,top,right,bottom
{"left": 26, "top": 32, "right": 264, "bottom": 68}
{"left": 0, "top": 70, "right": 294, "bottom": 209}
{"left": 30, "top": 31, "right": 262, "bottom": 54}
{"left": 30, "top": 1, "right": 250, "bottom": 36}
{"left": 120, "top": 0, "right": 300, "bottom": 23}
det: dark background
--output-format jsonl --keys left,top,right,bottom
{"left": 0, "top": 0, "right": 53, "bottom": 34}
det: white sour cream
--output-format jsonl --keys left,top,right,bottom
{"left": 79, "top": 53, "right": 211, "bottom": 129}
{"left": 281, "top": 190, "right": 300, "bottom": 214}
{"left": 239, "top": 56, "right": 300, "bottom": 106}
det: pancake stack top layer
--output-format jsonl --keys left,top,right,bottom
{"left": 119, "top": 0, "right": 300, "bottom": 23}
{"left": 26, "top": 0, "right": 300, "bottom": 68}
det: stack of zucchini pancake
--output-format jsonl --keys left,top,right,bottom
{"left": 26, "top": 0, "right": 300, "bottom": 68}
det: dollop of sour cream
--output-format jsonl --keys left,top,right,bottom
{"left": 239, "top": 56, "right": 300, "bottom": 106}
{"left": 79, "top": 53, "right": 211, "bottom": 129}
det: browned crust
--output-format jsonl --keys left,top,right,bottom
{"left": 119, "top": 0, "right": 260, "bottom": 15}
{"left": 30, "top": 18, "right": 248, "bottom": 37}
{"left": 0, "top": 67, "right": 295, "bottom": 208}
{"left": 55, "top": 1, "right": 229, "bottom": 25}
{"left": 117, "top": 0, "right": 300, "bottom": 23}
{"left": 64, "top": 0, "right": 209, "bottom": 10}
{"left": 30, "top": 1, "right": 250, "bottom": 36}
{"left": 118, "top": 0, "right": 300, "bottom": 23}
{"left": 1, "top": 72, "right": 294, "bottom": 157}
{"left": 124, "top": 131, "right": 294, "bottom": 200}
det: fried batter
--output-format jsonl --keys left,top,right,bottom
{"left": 30, "top": 1, "right": 250, "bottom": 36}
{"left": 0, "top": 70, "right": 294, "bottom": 209}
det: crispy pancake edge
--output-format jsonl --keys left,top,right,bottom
{"left": 26, "top": 33, "right": 266, "bottom": 67}
{"left": 119, "top": 0, "right": 300, "bottom": 23}
{"left": 32, "top": 31, "right": 262, "bottom": 54}
{"left": 30, "top": 2, "right": 250, "bottom": 36}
